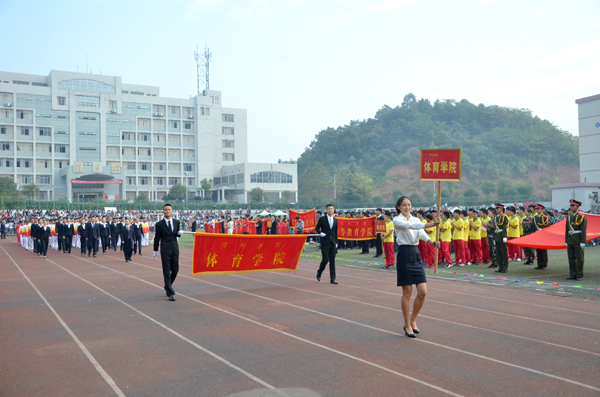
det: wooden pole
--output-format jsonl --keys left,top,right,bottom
{"left": 434, "top": 180, "right": 442, "bottom": 274}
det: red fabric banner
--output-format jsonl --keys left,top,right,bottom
{"left": 290, "top": 208, "right": 316, "bottom": 233}
{"left": 192, "top": 233, "right": 307, "bottom": 275}
{"left": 420, "top": 149, "right": 462, "bottom": 181}
{"left": 337, "top": 216, "right": 377, "bottom": 240}
{"left": 508, "top": 213, "right": 600, "bottom": 249}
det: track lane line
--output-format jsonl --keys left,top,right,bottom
{"left": 97, "top": 254, "right": 600, "bottom": 393}
{"left": 0, "top": 245, "right": 126, "bottom": 397}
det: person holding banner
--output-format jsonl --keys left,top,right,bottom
{"left": 315, "top": 204, "right": 338, "bottom": 284}
{"left": 393, "top": 196, "right": 440, "bottom": 338}
{"left": 382, "top": 211, "right": 395, "bottom": 268}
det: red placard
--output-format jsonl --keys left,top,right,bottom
{"left": 71, "top": 180, "right": 123, "bottom": 184}
{"left": 375, "top": 220, "right": 387, "bottom": 234}
{"left": 192, "top": 233, "right": 307, "bottom": 275}
{"left": 337, "top": 216, "right": 377, "bottom": 241}
{"left": 419, "top": 149, "right": 462, "bottom": 181}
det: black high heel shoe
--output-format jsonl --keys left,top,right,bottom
{"left": 412, "top": 327, "right": 420, "bottom": 334}
{"left": 404, "top": 326, "right": 416, "bottom": 338}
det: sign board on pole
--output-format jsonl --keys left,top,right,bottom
{"left": 419, "top": 149, "right": 462, "bottom": 181}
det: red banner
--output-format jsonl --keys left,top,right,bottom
{"left": 508, "top": 213, "right": 600, "bottom": 249}
{"left": 337, "top": 216, "right": 377, "bottom": 240}
{"left": 290, "top": 208, "right": 316, "bottom": 233}
{"left": 204, "top": 221, "right": 222, "bottom": 234}
{"left": 375, "top": 220, "right": 387, "bottom": 234}
{"left": 192, "top": 233, "right": 307, "bottom": 275}
{"left": 71, "top": 180, "right": 123, "bottom": 184}
{"left": 419, "top": 149, "right": 462, "bottom": 181}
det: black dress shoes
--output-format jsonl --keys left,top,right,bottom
{"left": 494, "top": 269, "right": 502, "bottom": 272}
{"left": 316, "top": 273, "right": 321, "bottom": 282}
{"left": 566, "top": 276, "right": 576, "bottom": 280}
{"left": 330, "top": 279, "right": 338, "bottom": 284}
{"left": 168, "top": 295, "right": 176, "bottom": 301}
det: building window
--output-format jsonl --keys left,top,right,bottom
{"left": 183, "top": 149, "right": 195, "bottom": 158}
{"left": 169, "top": 106, "right": 179, "bottom": 115}
{"left": 168, "top": 135, "right": 180, "bottom": 144}
{"left": 127, "top": 177, "right": 136, "bottom": 185}
{"left": 222, "top": 153, "right": 235, "bottom": 161}
{"left": 36, "top": 159, "right": 50, "bottom": 168}
{"left": 139, "top": 177, "right": 149, "bottom": 185}
{"left": 17, "top": 143, "right": 32, "bottom": 152}
{"left": 200, "top": 107, "right": 210, "bottom": 116}
{"left": 183, "top": 107, "right": 193, "bottom": 116}
{"left": 109, "top": 100, "right": 117, "bottom": 110}
{"left": 137, "top": 118, "right": 150, "bottom": 127}
{"left": 37, "top": 175, "right": 51, "bottom": 184}
{"left": 155, "top": 177, "right": 164, "bottom": 185}
{"left": 17, "top": 159, "right": 32, "bottom": 168}
{"left": 184, "top": 122, "right": 192, "bottom": 130}
{"left": 57, "top": 96, "right": 66, "bottom": 106}
{"left": 153, "top": 148, "right": 165, "bottom": 157}
{"left": 121, "top": 147, "right": 135, "bottom": 156}
{"left": 168, "top": 149, "right": 180, "bottom": 157}
{"left": 38, "top": 128, "right": 51, "bottom": 137}
{"left": 187, "top": 178, "right": 194, "bottom": 186}
{"left": 184, "top": 163, "right": 193, "bottom": 172}
{"left": 211, "top": 96, "right": 220, "bottom": 105}
{"left": 250, "top": 171, "right": 293, "bottom": 183}
{"left": 168, "top": 177, "right": 177, "bottom": 185}
{"left": 20, "top": 175, "right": 33, "bottom": 184}
{"left": 106, "top": 146, "right": 120, "bottom": 155}
{"left": 1, "top": 143, "right": 10, "bottom": 151}
{"left": 55, "top": 160, "right": 68, "bottom": 169}
{"left": 0, "top": 109, "right": 12, "bottom": 118}
{"left": 20, "top": 127, "right": 30, "bottom": 136}
{"left": 140, "top": 163, "right": 150, "bottom": 171}
{"left": 170, "top": 121, "right": 178, "bottom": 129}
{"left": 122, "top": 132, "right": 135, "bottom": 141}
{"left": 138, "top": 133, "right": 150, "bottom": 141}
{"left": 222, "top": 140, "right": 234, "bottom": 148}
{"left": 138, "top": 148, "right": 151, "bottom": 156}
{"left": 168, "top": 163, "right": 181, "bottom": 171}
{"left": 222, "top": 114, "right": 234, "bottom": 122}
{"left": 36, "top": 144, "right": 52, "bottom": 153}
{"left": 32, "top": 82, "right": 48, "bottom": 87}
{"left": 222, "top": 127, "right": 234, "bottom": 136}
{"left": 1, "top": 126, "right": 7, "bottom": 135}
{"left": 153, "top": 163, "right": 166, "bottom": 171}
{"left": 13, "top": 80, "right": 29, "bottom": 85}
{"left": 55, "top": 144, "right": 67, "bottom": 153}
{"left": 0, "top": 93, "right": 11, "bottom": 102}
{"left": 182, "top": 135, "right": 194, "bottom": 144}
{"left": 127, "top": 162, "right": 136, "bottom": 170}
{"left": 237, "top": 173, "right": 244, "bottom": 183}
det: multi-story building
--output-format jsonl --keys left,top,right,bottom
{"left": 0, "top": 69, "right": 297, "bottom": 203}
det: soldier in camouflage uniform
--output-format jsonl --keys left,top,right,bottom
{"left": 522, "top": 206, "right": 536, "bottom": 265}
{"left": 486, "top": 206, "right": 498, "bottom": 268}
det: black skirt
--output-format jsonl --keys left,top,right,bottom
{"left": 396, "top": 245, "right": 427, "bottom": 286}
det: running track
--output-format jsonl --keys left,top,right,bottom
{"left": 1, "top": 238, "right": 599, "bottom": 397}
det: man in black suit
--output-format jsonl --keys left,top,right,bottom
{"left": 117, "top": 216, "right": 124, "bottom": 251}
{"left": 359, "top": 211, "right": 370, "bottom": 255}
{"left": 40, "top": 219, "right": 51, "bottom": 258}
{"left": 0, "top": 220, "right": 6, "bottom": 239}
{"left": 31, "top": 217, "right": 39, "bottom": 254}
{"left": 315, "top": 204, "right": 339, "bottom": 284}
{"left": 256, "top": 216, "right": 263, "bottom": 235}
{"left": 56, "top": 217, "right": 64, "bottom": 252}
{"left": 87, "top": 216, "right": 100, "bottom": 257}
{"left": 79, "top": 217, "right": 87, "bottom": 256}
{"left": 374, "top": 208, "right": 384, "bottom": 258}
{"left": 132, "top": 218, "right": 143, "bottom": 255}
{"left": 108, "top": 216, "right": 118, "bottom": 251}
{"left": 153, "top": 203, "right": 182, "bottom": 301}
{"left": 120, "top": 218, "right": 134, "bottom": 262}
{"left": 191, "top": 218, "right": 197, "bottom": 232}
{"left": 100, "top": 217, "right": 109, "bottom": 255}
{"left": 64, "top": 218, "right": 74, "bottom": 254}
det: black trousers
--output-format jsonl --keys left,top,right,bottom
{"left": 536, "top": 249, "right": 548, "bottom": 268}
{"left": 57, "top": 236, "right": 63, "bottom": 251}
{"left": 111, "top": 234, "right": 118, "bottom": 250}
{"left": 318, "top": 242, "right": 337, "bottom": 280}
{"left": 80, "top": 238, "right": 87, "bottom": 254}
{"left": 101, "top": 236, "right": 108, "bottom": 253}
{"left": 123, "top": 242, "right": 133, "bottom": 261}
{"left": 88, "top": 238, "right": 98, "bottom": 256}
{"left": 40, "top": 238, "right": 48, "bottom": 256}
{"left": 361, "top": 240, "right": 369, "bottom": 254}
{"left": 375, "top": 234, "right": 383, "bottom": 256}
{"left": 64, "top": 236, "right": 72, "bottom": 254}
{"left": 0, "top": 231, "right": 5, "bottom": 239}
{"left": 134, "top": 237, "right": 142, "bottom": 255}
{"left": 161, "top": 253, "right": 179, "bottom": 297}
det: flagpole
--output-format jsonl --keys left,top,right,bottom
{"left": 434, "top": 180, "right": 442, "bottom": 274}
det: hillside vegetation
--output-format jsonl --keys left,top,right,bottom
{"left": 297, "top": 94, "right": 579, "bottom": 205}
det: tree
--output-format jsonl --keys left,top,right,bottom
{"left": 21, "top": 184, "right": 40, "bottom": 199}
{"left": 249, "top": 187, "right": 266, "bottom": 203}
{"left": 480, "top": 181, "right": 496, "bottom": 196}
{"left": 515, "top": 182, "right": 534, "bottom": 197}
{"left": 136, "top": 192, "right": 149, "bottom": 201}
{"left": 464, "top": 187, "right": 479, "bottom": 197}
{"left": 341, "top": 171, "right": 373, "bottom": 201}
{"left": 200, "top": 178, "right": 213, "bottom": 199}
{"left": 168, "top": 183, "right": 188, "bottom": 201}
{"left": 299, "top": 162, "right": 333, "bottom": 201}
{"left": 282, "top": 190, "right": 293, "bottom": 202}
{"left": 0, "top": 177, "right": 18, "bottom": 197}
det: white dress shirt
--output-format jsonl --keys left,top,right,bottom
{"left": 327, "top": 215, "right": 334, "bottom": 229}
{"left": 393, "top": 214, "right": 430, "bottom": 246}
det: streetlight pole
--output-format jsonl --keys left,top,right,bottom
{"left": 184, "top": 172, "right": 188, "bottom": 203}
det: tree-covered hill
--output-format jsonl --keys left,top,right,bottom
{"left": 296, "top": 94, "right": 579, "bottom": 205}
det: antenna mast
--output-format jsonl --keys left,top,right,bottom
{"left": 194, "top": 43, "right": 212, "bottom": 94}
{"left": 193, "top": 44, "right": 200, "bottom": 95}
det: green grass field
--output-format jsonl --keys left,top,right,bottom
{"left": 172, "top": 233, "right": 600, "bottom": 299}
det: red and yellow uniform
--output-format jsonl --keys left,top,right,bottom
{"left": 439, "top": 219, "right": 452, "bottom": 264}
{"left": 468, "top": 217, "right": 482, "bottom": 263}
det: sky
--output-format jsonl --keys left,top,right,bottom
{"left": 2, "top": 0, "right": 599, "bottom": 163}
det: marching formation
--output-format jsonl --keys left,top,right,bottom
{"left": 15, "top": 214, "right": 151, "bottom": 261}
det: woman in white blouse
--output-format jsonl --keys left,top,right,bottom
{"left": 226, "top": 216, "right": 234, "bottom": 234}
{"left": 393, "top": 196, "right": 440, "bottom": 338}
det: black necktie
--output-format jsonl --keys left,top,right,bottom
{"left": 167, "top": 220, "right": 171, "bottom": 231}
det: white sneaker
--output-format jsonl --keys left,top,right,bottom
{"left": 459, "top": 264, "right": 465, "bottom": 267}
{"left": 517, "top": 258, "right": 521, "bottom": 262}
{"left": 466, "top": 262, "right": 472, "bottom": 266}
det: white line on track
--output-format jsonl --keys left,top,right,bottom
{"left": 0, "top": 245, "right": 126, "bottom": 397}
{"left": 100, "top": 253, "right": 600, "bottom": 393}
{"left": 70, "top": 253, "right": 464, "bottom": 396}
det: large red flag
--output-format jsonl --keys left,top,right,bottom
{"left": 336, "top": 216, "right": 377, "bottom": 240}
{"left": 290, "top": 208, "right": 316, "bottom": 233}
{"left": 192, "top": 233, "right": 307, "bottom": 275}
{"left": 508, "top": 213, "right": 600, "bottom": 250}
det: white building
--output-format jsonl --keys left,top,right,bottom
{"left": 0, "top": 69, "right": 297, "bottom": 203}
{"left": 550, "top": 93, "right": 600, "bottom": 210}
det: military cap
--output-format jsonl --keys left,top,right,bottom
{"left": 569, "top": 199, "right": 582, "bottom": 207}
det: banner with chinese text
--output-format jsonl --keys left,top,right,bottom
{"left": 192, "top": 233, "right": 307, "bottom": 275}
{"left": 419, "top": 149, "right": 462, "bottom": 181}
{"left": 290, "top": 208, "right": 316, "bottom": 233}
{"left": 337, "top": 216, "right": 377, "bottom": 241}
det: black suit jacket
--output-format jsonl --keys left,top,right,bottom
{"left": 65, "top": 224, "right": 74, "bottom": 237}
{"left": 42, "top": 226, "right": 51, "bottom": 241}
{"left": 109, "top": 222, "right": 117, "bottom": 237}
{"left": 119, "top": 226, "right": 134, "bottom": 248}
{"left": 191, "top": 221, "right": 197, "bottom": 232}
{"left": 315, "top": 215, "right": 338, "bottom": 246}
{"left": 153, "top": 218, "right": 180, "bottom": 256}
{"left": 100, "top": 223, "right": 109, "bottom": 237}
{"left": 56, "top": 222, "right": 63, "bottom": 237}
{"left": 87, "top": 222, "right": 100, "bottom": 239}
{"left": 132, "top": 223, "right": 143, "bottom": 239}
